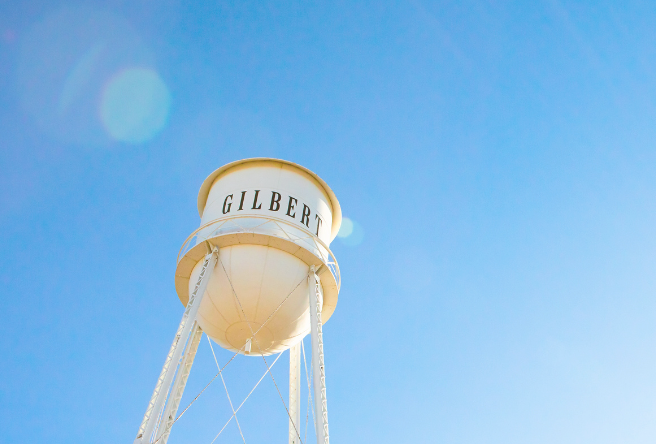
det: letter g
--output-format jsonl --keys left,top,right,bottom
{"left": 222, "top": 194, "right": 233, "bottom": 214}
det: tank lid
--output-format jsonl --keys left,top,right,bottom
{"left": 197, "top": 157, "right": 343, "bottom": 241}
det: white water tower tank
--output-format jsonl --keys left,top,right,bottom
{"left": 174, "top": 158, "right": 341, "bottom": 356}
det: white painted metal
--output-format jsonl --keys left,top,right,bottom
{"left": 134, "top": 315, "right": 188, "bottom": 443}
{"left": 197, "top": 158, "right": 342, "bottom": 242}
{"left": 194, "top": 245, "right": 312, "bottom": 355}
{"left": 308, "top": 267, "right": 329, "bottom": 444}
{"left": 135, "top": 247, "right": 218, "bottom": 444}
{"left": 176, "top": 215, "right": 341, "bottom": 336}
{"left": 289, "top": 342, "right": 301, "bottom": 444}
{"left": 175, "top": 159, "right": 342, "bottom": 356}
{"left": 156, "top": 323, "right": 203, "bottom": 444}
{"left": 134, "top": 158, "right": 343, "bottom": 444}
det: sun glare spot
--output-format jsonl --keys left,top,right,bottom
{"left": 337, "top": 217, "right": 354, "bottom": 238}
{"left": 100, "top": 67, "right": 171, "bottom": 144}
{"left": 337, "top": 217, "right": 364, "bottom": 246}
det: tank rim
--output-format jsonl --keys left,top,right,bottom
{"left": 197, "top": 157, "right": 343, "bottom": 241}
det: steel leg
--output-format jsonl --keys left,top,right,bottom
{"left": 134, "top": 247, "right": 218, "bottom": 444}
{"left": 308, "top": 266, "right": 329, "bottom": 444}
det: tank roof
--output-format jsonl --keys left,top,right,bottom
{"left": 197, "top": 157, "right": 343, "bottom": 241}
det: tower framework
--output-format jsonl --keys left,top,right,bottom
{"left": 132, "top": 158, "right": 342, "bottom": 444}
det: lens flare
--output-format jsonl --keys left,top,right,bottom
{"left": 17, "top": 6, "right": 155, "bottom": 146}
{"left": 337, "top": 217, "right": 354, "bottom": 238}
{"left": 337, "top": 217, "right": 364, "bottom": 246}
{"left": 100, "top": 68, "right": 171, "bottom": 143}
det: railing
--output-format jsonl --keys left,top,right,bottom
{"left": 177, "top": 215, "right": 340, "bottom": 290}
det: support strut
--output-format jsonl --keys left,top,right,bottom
{"left": 289, "top": 342, "right": 301, "bottom": 444}
{"left": 308, "top": 266, "right": 329, "bottom": 444}
{"left": 155, "top": 322, "right": 203, "bottom": 444}
{"left": 134, "top": 246, "right": 218, "bottom": 444}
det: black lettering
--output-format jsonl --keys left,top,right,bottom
{"left": 286, "top": 196, "right": 297, "bottom": 218}
{"left": 269, "top": 191, "right": 281, "bottom": 211}
{"left": 251, "top": 190, "right": 262, "bottom": 209}
{"left": 238, "top": 191, "right": 247, "bottom": 211}
{"left": 315, "top": 214, "right": 323, "bottom": 236}
{"left": 222, "top": 194, "right": 233, "bottom": 214}
{"left": 301, "top": 204, "right": 311, "bottom": 227}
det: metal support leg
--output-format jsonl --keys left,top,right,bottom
{"left": 289, "top": 342, "right": 301, "bottom": 444}
{"left": 134, "top": 246, "right": 218, "bottom": 444}
{"left": 308, "top": 266, "right": 329, "bottom": 444}
{"left": 156, "top": 322, "right": 203, "bottom": 444}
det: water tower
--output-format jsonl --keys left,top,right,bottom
{"left": 133, "top": 158, "right": 341, "bottom": 444}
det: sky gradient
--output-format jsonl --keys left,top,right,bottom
{"left": 2, "top": 1, "right": 656, "bottom": 443}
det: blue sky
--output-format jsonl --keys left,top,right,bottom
{"left": 2, "top": 1, "right": 656, "bottom": 443}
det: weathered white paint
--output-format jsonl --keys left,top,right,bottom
{"left": 177, "top": 158, "right": 341, "bottom": 356}
{"left": 289, "top": 343, "right": 301, "bottom": 444}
